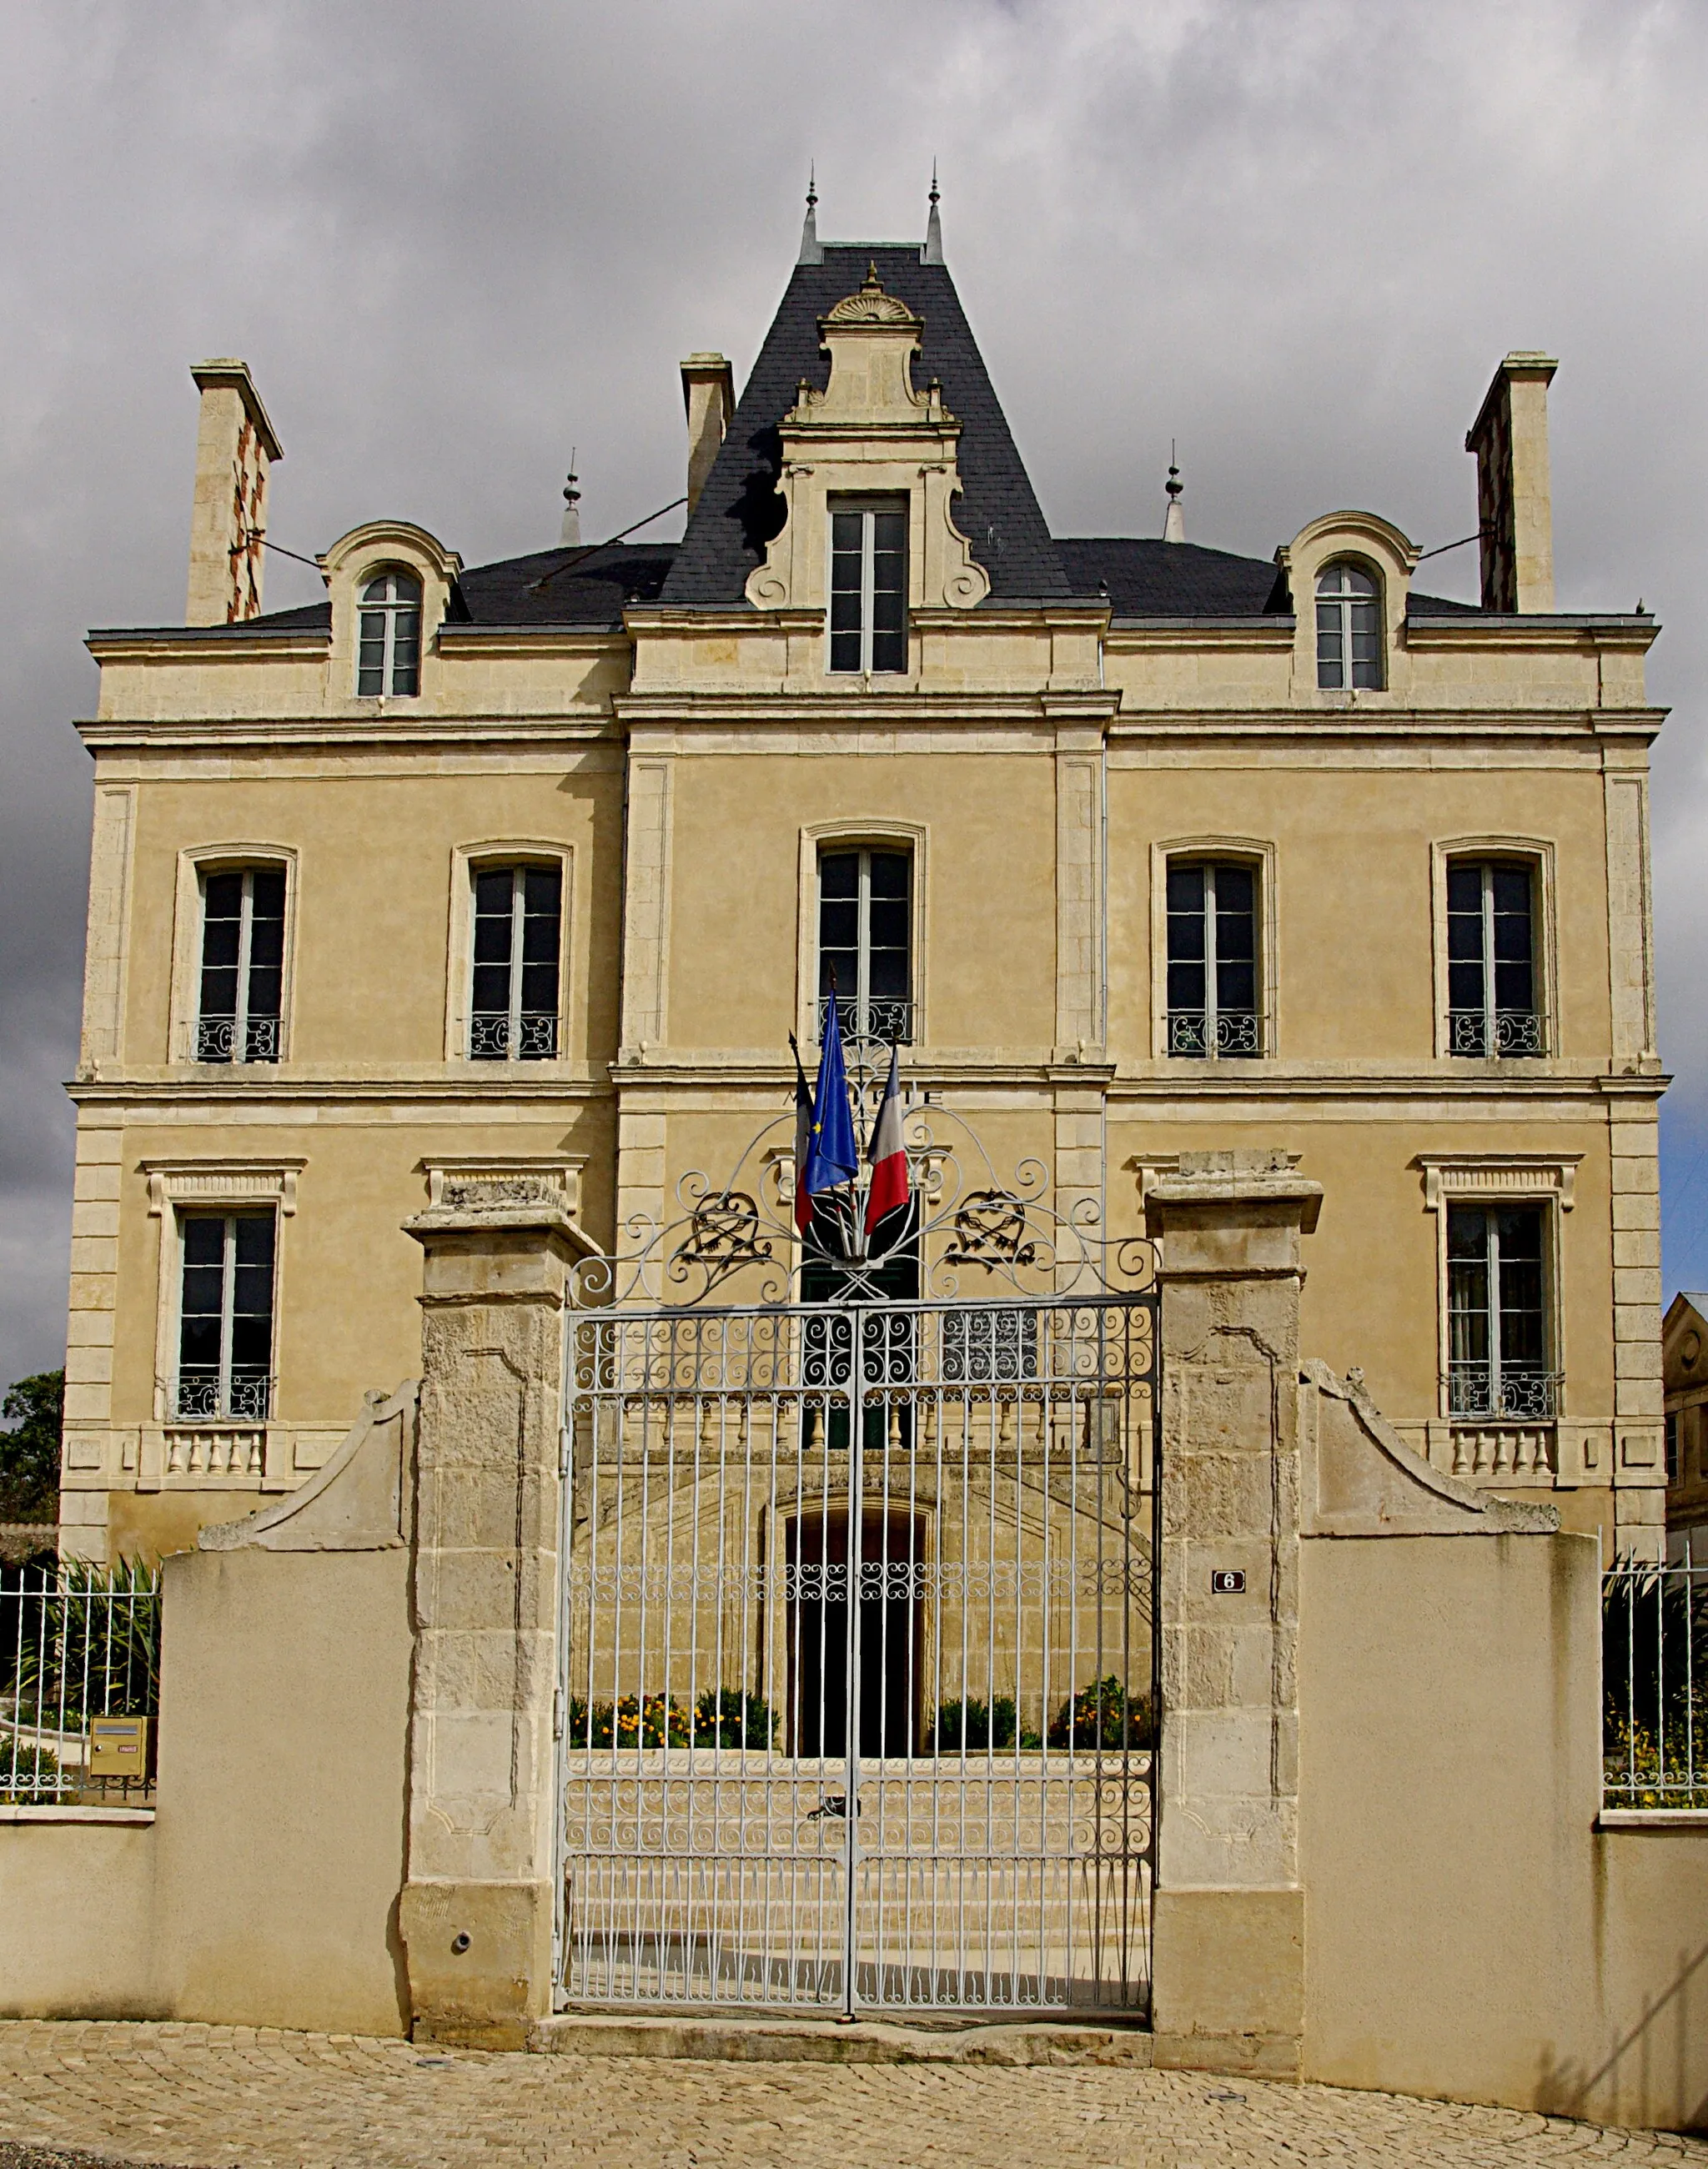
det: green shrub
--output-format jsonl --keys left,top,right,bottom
{"left": 927, "top": 1695, "right": 1042, "bottom": 1752}
{"left": 0, "top": 1738, "right": 72, "bottom": 1805}
{"left": 691, "top": 1684, "right": 776, "bottom": 1749}
{"left": 9, "top": 1559, "right": 159, "bottom": 1726}
{"left": 1604, "top": 1712, "right": 1708, "bottom": 1809}
{"left": 564, "top": 1686, "right": 776, "bottom": 1750}
{"left": 1047, "top": 1674, "right": 1153, "bottom": 1751}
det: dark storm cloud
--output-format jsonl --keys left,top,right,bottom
{"left": 3, "top": 0, "right": 1706, "bottom": 1382}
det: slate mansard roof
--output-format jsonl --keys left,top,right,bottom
{"left": 166, "top": 238, "right": 1488, "bottom": 638}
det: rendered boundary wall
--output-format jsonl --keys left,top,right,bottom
{"left": 1300, "top": 1531, "right": 1708, "bottom": 2131}
{"left": 0, "top": 1548, "right": 411, "bottom": 2036}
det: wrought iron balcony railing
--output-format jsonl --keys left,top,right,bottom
{"left": 1449, "top": 1008, "right": 1544, "bottom": 1057}
{"left": 817, "top": 994, "right": 914, "bottom": 1045}
{"left": 1167, "top": 1009, "right": 1260, "bottom": 1058}
{"left": 194, "top": 1014, "right": 279, "bottom": 1063}
{"left": 470, "top": 1012, "right": 560, "bottom": 1061}
{"left": 173, "top": 1368, "right": 273, "bottom": 1423}
{"left": 1447, "top": 1361, "right": 1560, "bottom": 1423}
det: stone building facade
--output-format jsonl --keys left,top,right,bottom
{"left": 58, "top": 201, "right": 1668, "bottom": 1564}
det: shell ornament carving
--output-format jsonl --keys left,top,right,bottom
{"left": 823, "top": 266, "right": 920, "bottom": 327}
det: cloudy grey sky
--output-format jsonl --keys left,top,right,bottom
{"left": 3, "top": 0, "right": 1706, "bottom": 1388}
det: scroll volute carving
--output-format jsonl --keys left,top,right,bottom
{"left": 743, "top": 269, "right": 992, "bottom": 616}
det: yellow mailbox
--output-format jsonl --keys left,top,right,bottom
{"left": 88, "top": 1715, "right": 150, "bottom": 1780}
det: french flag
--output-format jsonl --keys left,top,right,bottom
{"left": 864, "top": 1045, "right": 911, "bottom": 1233}
{"left": 790, "top": 1034, "right": 814, "bottom": 1235}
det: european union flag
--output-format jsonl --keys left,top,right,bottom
{"left": 802, "top": 994, "right": 858, "bottom": 1197}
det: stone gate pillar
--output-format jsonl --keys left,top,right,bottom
{"left": 1144, "top": 1149, "right": 1323, "bottom": 2080}
{"left": 398, "top": 1187, "right": 579, "bottom": 2047}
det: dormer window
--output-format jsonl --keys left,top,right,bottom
{"left": 828, "top": 499, "right": 907, "bottom": 674}
{"left": 357, "top": 567, "right": 422, "bottom": 696}
{"left": 1315, "top": 562, "right": 1382, "bottom": 690}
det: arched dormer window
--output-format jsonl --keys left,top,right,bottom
{"left": 1315, "top": 561, "right": 1383, "bottom": 690}
{"left": 357, "top": 567, "right": 422, "bottom": 696}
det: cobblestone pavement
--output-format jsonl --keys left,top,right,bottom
{"left": 2, "top": 2024, "right": 1705, "bottom": 2169}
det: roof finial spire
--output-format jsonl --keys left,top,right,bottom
{"left": 798, "top": 165, "right": 823, "bottom": 265}
{"left": 560, "top": 446, "right": 581, "bottom": 545}
{"left": 921, "top": 160, "right": 944, "bottom": 265}
{"left": 1163, "top": 441, "right": 1185, "bottom": 544}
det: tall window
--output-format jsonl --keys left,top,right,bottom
{"left": 1166, "top": 861, "right": 1258, "bottom": 1057}
{"left": 1315, "top": 562, "right": 1382, "bottom": 689}
{"left": 819, "top": 848, "right": 912, "bottom": 1042}
{"left": 828, "top": 500, "right": 907, "bottom": 675}
{"left": 1447, "top": 1204, "right": 1554, "bottom": 1419}
{"left": 1447, "top": 859, "right": 1540, "bottom": 1056}
{"left": 470, "top": 865, "right": 561, "bottom": 1060}
{"left": 197, "top": 866, "right": 284, "bottom": 1063}
{"left": 357, "top": 568, "right": 422, "bottom": 696}
{"left": 177, "top": 1212, "right": 275, "bottom": 1422}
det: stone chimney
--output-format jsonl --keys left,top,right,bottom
{"left": 680, "top": 354, "right": 735, "bottom": 518}
{"left": 1465, "top": 352, "right": 1558, "bottom": 612}
{"left": 186, "top": 359, "right": 283, "bottom": 625}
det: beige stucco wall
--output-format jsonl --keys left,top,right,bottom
{"left": 1105, "top": 761, "right": 1615, "bottom": 1065}
{"left": 0, "top": 1820, "right": 160, "bottom": 2018}
{"left": 117, "top": 762, "right": 624, "bottom": 1070}
{"left": 0, "top": 1547, "right": 411, "bottom": 2035}
{"left": 1299, "top": 1531, "right": 1708, "bottom": 2131}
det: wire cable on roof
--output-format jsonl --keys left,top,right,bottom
{"left": 526, "top": 496, "right": 688, "bottom": 591}
{"left": 1415, "top": 526, "right": 1491, "bottom": 563}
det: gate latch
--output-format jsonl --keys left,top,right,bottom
{"left": 807, "top": 1793, "right": 861, "bottom": 1820}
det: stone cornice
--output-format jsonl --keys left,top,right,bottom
{"left": 65, "top": 1062, "right": 1668, "bottom": 1112}
{"left": 75, "top": 714, "right": 619, "bottom": 753}
{"left": 434, "top": 626, "right": 629, "bottom": 654}
{"left": 1106, "top": 621, "right": 1294, "bottom": 646}
{"left": 87, "top": 630, "right": 331, "bottom": 663}
{"left": 1400, "top": 615, "right": 1659, "bottom": 651}
{"left": 613, "top": 689, "right": 1119, "bottom": 730}
{"left": 67, "top": 1072, "right": 616, "bottom": 1108}
{"left": 1108, "top": 705, "right": 1666, "bottom": 744}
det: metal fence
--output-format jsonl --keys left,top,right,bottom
{"left": 1604, "top": 1541, "right": 1707, "bottom": 1809}
{"left": 1, "top": 1564, "right": 161, "bottom": 1805}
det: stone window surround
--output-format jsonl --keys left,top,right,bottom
{"left": 796, "top": 818, "right": 928, "bottom": 1051}
{"left": 168, "top": 844, "right": 299, "bottom": 1066}
{"left": 143, "top": 1159, "right": 303, "bottom": 1428}
{"left": 442, "top": 840, "right": 574, "bottom": 1064}
{"left": 318, "top": 520, "right": 462, "bottom": 709}
{"left": 1429, "top": 835, "right": 1559, "bottom": 1061}
{"left": 1148, "top": 835, "right": 1278, "bottom": 1062}
{"left": 1416, "top": 1152, "right": 1580, "bottom": 1424}
{"left": 1275, "top": 509, "right": 1419, "bottom": 707}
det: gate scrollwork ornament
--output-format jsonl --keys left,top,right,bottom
{"left": 570, "top": 1033, "right": 1158, "bottom": 1309}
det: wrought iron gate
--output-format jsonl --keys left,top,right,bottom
{"left": 555, "top": 1292, "right": 1158, "bottom": 2016}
